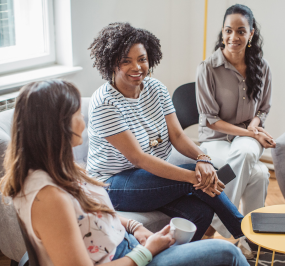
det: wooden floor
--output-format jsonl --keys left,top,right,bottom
{"left": 1, "top": 172, "right": 284, "bottom": 265}
{"left": 0, "top": 252, "right": 10, "bottom": 266}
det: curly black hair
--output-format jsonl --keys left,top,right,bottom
{"left": 88, "top": 22, "right": 162, "bottom": 82}
{"left": 215, "top": 4, "right": 264, "bottom": 101}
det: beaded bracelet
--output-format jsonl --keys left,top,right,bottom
{"left": 126, "top": 219, "right": 143, "bottom": 234}
{"left": 125, "top": 244, "right": 153, "bottom": 266}
{"left": 197, "top": 154, "right": 211, "bottom": 160}
{"left": 196, "top": 159, "right": 214, "bottom": 166}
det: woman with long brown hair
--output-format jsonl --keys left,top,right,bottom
{"left": 0, "top": 80, "right": 248, "bottom": 266}
{"left": 196, "top": 4, "right": 275, "bottom": 257}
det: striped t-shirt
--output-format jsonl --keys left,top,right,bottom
{"left": 86, "top": 78, "right": 176, "bottom": 182}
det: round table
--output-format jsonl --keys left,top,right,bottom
{"left": 241, "top": 205, "right": 285, "bottom": 266}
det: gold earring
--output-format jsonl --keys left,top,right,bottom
{"left": 112, "top": 72, "right": 115, "bottom": 85}
{"left": 248, "top": 39, "right": 252, "bottom": 47}
{"left": 222, "top": 37, "right": 225, "bottom": 44}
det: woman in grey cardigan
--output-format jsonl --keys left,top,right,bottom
{"left": 196, "top": 4, "right": 276, "bottom": 258}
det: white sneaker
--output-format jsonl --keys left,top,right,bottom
{"left": 238, "top": 237, "right": 254, "bottom": 260}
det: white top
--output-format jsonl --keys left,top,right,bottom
{"left": 13, "top": 170, "right": 125, "bottom": 266}
{"left": 87, "top": 78, "right": 176, "bottom": 182}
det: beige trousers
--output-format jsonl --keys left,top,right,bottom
{"left": 200, "top": 136, "right": 270, "bottom": 238}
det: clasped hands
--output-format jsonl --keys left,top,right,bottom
{"left": 247, "top": 126, "right": 276, "bottom": 148}
{"left": 194, "top": 160, "right": 225, "bottom": 197}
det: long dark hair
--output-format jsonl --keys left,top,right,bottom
{"left": 0, "top": 80, "right": 114, "bottom": 215}
{"left": 215, "top": 4, "right": 264, "bottom": 101}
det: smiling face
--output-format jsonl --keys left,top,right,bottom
{"left": 114, "top": 43, "right": 149, "bottom": 89}
{"left": 222, "top": 14, "right": 254, "bottom": 55}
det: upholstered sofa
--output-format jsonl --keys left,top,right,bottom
{"left": 272, "top": 133, "right": 285, "bottom": 199}
{"left": 0, "top": 97, "right": 195, "bottom": 262}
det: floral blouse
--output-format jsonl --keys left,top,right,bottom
{"left": 13, "top": 170, "right": 125, "bottom": 265}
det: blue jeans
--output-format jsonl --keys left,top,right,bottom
{"left": 113, "top": 232, "right": 249, "bottom": 266}
{"left": 106, "top": 164, "right": 244, "bottom": 241}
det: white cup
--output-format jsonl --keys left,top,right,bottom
{"left": 170, "top": 217, "right": 197, "bottom": 245}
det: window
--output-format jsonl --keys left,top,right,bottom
{"left": 0, "top": 0, "right": 15, "bottom": 48}
{"left": 0, "top": 0, "right": 55, "bottom": 74}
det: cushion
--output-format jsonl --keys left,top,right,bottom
{"left": 271, "top": 133, "right": 285, "bottom": 198}
{"left": 0, "top": 198, "right": 26, "bottom": 261}
{"left": 0, "top": 109, "right": 14, "bottom": 136}
{"left": 168, "top": 146, "right": 196, "bottom": 165}
{"left": 117, "top": 211, "right": 171, "bottom": 233}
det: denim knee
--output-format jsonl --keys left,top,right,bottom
{"left": 216, "top": 240, "right": 248, "bottom": 265}
{"left": 203, "top": 206, "right": 215, "bottom": 225}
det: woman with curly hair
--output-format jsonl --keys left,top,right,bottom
{"left": 196, "top": 4, "right": 276, "bottom": 256}
{"left": 86, "top": 22, "right": 247, "bottom": 248}
{"left": 0, "top": 80, "right": 248, "bottom": 266}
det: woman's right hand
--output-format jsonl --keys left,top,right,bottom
{"left": 203, "top": 179, "right": 225, "bottom": 197}
{"left": 145, "top": 225, "right": 175, "bottom": 256}
{"left": 248, "top": 125, "right": 273, "bottom": 138}
{"left": 253, "top": 132, "right": 276, "bottom": 148}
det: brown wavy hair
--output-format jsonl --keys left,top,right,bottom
{"left": 0, "top": 80, "right": 114, "bottom": 216}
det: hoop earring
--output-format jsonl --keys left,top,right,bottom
{"left": 248, "top": 39, "right": 252, "bottom": 47}
{"left": 112, "top": 72, "right": 115, "bottom": 85}
{"left": 222, "top": 37, "right": 225, "bottom": 44}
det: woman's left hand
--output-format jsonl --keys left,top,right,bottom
{"left": 133, "top": 226, "right": 154, "bottom": 246}
{"left": 248, "top": 125, "right": 273, "bottom": 139}
{"left": 194, "top": 161, "right": 218, "bottom": 191}
{"left": 204, "top": 180, "right": 225, "bottom": 197}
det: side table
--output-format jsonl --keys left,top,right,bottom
{"left": 241, "top": 205, "right": 285, "bottom": 266}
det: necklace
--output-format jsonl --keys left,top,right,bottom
{"left": 125, "top": 99, "right": 163, "bottom": 148}
{"left": 144, "top": 106, "right": 163, "bottom": 147}
{"left": 114, "top": 83, "right": 163, "bottom": 148}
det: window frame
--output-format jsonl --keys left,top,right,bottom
{"left": 0, "top": 0, "right": 55, "bottom": 75}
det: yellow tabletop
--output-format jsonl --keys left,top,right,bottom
{"left": 241, "top": 205, "right": 285, "bottom": 253}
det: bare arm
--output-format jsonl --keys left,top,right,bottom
{"left": 165, "top": 113, "right": 225, "bottom": 193}
{"left": 116, "top": 217, "right": 176, "bottom": 257}
{"left": 207, "top": 120, "right": 276, "bottom": 148}
{"left": 248, "top": 116, "right": 261, "bottom": 128}
{"left": 207, "top": 120, "right": 255, "bottom": 137}
{"left": 118, "top": 215, "right": 153, "bottom": 246}
{"left": 118, "top": 215, "right": 128, "bottom": 228}
{"left": 165, "top": 113, "right": 207, "bottom": 159}
{"left": 31, "top": 186, "right": 136, "bottom": 266}
{"left": 32, "top": 186, "right": 178, "bottom": 265}
{"left": 106, "top": 115, "right": 223, "bottom": 195}
{"left": 248, "top": 116, "right": 274, "bottom": 139}
{"left": 105, "top": 130, "right": 197, "bottom": 184}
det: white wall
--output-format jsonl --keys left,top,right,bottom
{"left": 60, "top": 0, "right": 284, "bottom": 158}
{"left": 67, "top": 0, "right": 172, "bottom": 96}
{"left": 64, "top": 0, "right": 228, "bottom": 96}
